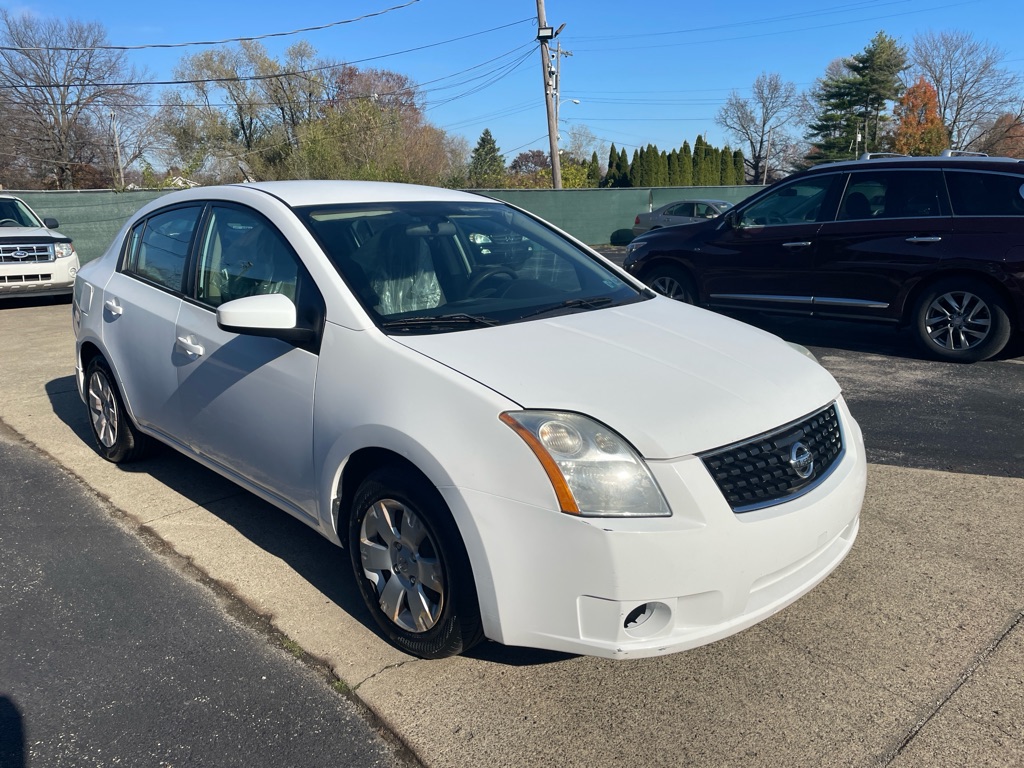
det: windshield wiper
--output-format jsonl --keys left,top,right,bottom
{"left": 380, "top": 312, "right": 499, "bottom": 331}
{"left": 516, "top": 296, "right": 616, "bottom": 321}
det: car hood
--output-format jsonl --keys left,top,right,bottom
{"left": 396, "top": 298, "right": 842, "bottom": 459}
{"left": 0, "top": 226, "right": 67, "bottom": 241}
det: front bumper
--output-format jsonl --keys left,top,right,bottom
{"left": 0, "top": 256, "right": 79, "bottom": 298}
{"left": 449, "top": 397, "right": 866, "bottom": 659}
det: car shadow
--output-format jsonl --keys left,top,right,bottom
{"left": 44, "top": 374, "right": 579, "bottom": 667}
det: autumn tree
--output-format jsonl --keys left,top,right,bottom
{"left": 977, "top": 114, "right": 1024, "bottom": 157}
{"left": 0, "top": 11, "right": 151, "bottom": 189}
{"left": 893, "top": 77, "right": 948, "bottom": 155}
{"left": 910, "top": 30, "right": 1023, "bottom": 151}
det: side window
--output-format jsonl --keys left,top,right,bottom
{"left": 124, "top": 207, "right": 201, "bottom": 291}
{"left": 946, "top": 171, "right": 1024, "bottom": 216}
{"left": 841, "top": 170, "right": 946, "bottom": 220}
{"left": 738, "top": 176, "right": 834, "bottom": 227}
{"left": 196, "top": 206, "right": 301, "bottom": 307}
{"left": 673, "top": 203, "right": 696, "bottom": 217}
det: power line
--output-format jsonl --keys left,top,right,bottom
{"left": 0, "top": 1, "right": 422, "bottom": 52}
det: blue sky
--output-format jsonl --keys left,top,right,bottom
{"left": 16, "top": 0, "right": 1024, "bottom": 162}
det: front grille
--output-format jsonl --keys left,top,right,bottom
{"left": 1, "top": 273, "right": 52, "bottom": 284}
{"left": 0, "top": 243, "right": 54, "bottom": 263}
{"left": 699, "top": 403, "right": 844, "bottom": 513}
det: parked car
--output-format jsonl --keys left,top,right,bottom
{"left": 624, "top": 152, "right": 1024, "bottom": 362}
{"left": 0, "top": 194, "right": 79, "bottom": 300}
{"left": 73, "top": 180, "right": 865, "bottom": 660}
{"left": 632, "top": 199, "right": 733, "bottom": 237}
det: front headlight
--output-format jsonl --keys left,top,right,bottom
{"left": 501, "top": 411, "right": 671, "bottom": 517}
{"left": 54, "top": 242, "right": 76, "bottom": 259}
{"left": 623, "top": 240, "right": 647, "bottom": 268}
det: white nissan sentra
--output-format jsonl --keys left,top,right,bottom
{"left": 73, "top": 181, "right": 866, "bottom": 660}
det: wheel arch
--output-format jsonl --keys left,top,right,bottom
{"left": 900, "top": 269, "right": 1019, "bottom": 329}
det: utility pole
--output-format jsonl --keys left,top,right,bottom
{"left": 763, "top": 125, "right": 772, "bottom": 185}
{"left": 110, "top": 111, "right": 125, "bottom": 190}
{"left": 536, "top": 0, "right": 563, "bottom": 189}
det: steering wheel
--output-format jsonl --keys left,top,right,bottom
{"left": 0, "top": 218, "right": 20, "bottom": 226}
{"left": 467, "top": 266, "right": 517, "bottom": 295}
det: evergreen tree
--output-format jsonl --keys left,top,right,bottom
{"left": 733, "top": 149, "right": 746, "bottom": 185}
{"left": 605, "top": 143, "right": 619, "bottom": 187}
{"left": 628, "top": 148, "right": 641, "bottom": 187}
{"left": 668, "top": 150, "right": 680, "bottom": 186}
{"left": 692, "top": 135, "right": 706, "bottom": 186}
{"left": 680, "top": 142, "right": 693, "bottom": 186}
{"left": 467, "top": 128, "right": 505, "bottom": 188}
{"left": 587, "top": 151, "right": 601, "bottom": 187}
{"left": 618, "top": 147, "right": 629, "bottom": 187}
{"left": 847, "top": 32, "right": 908, "bottom": 151}
{"left": 720, "top": 146, "right": 736, "bottom": 185}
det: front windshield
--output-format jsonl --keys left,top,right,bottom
{"left": 0, "top": 198, "right": 43, "bottom": 228}
{"left": 296, "top": 201, "right": 646, "bottom": 333}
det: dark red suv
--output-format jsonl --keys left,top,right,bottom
{"left": 623, "top": 153, "right": 1024, "bottom": 362}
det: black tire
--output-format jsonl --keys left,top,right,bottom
{"left": 84, "top": 356, "right": 152, "bottom": 463}
{"left": 348, "top": 467, "right": 483, "bottom": 659}
{"left": 912, "top": 277, "right": 1012, "bottom": 362}
{"left": 645, "top": 264, "right": 695, "bottom": 304}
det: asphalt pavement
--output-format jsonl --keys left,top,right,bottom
{"left": 0, "top": 420, "right": 417, "bottom": 767}
{"left": 1, "top": 296, "right": 1022, "bottom": 768}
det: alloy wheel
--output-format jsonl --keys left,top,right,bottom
{"left": 358, "top": 498, "right": 445, "bottom": 633}
{"left": 87, "top": 370, "right": 119, "bottom": 448}
{"left": 923, "top": 290, "right": 992, "bottom": 352}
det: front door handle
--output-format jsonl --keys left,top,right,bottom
{"left": 783, "top": 241, "right": 812, "bottom": 249}
{"left": 906, "top": 236, "right": 942, "bottom": 243}
{"left": 176, "top": 336, "right": 205, "bottom": 358}
{"left": 103, "top": 299, "right": 123, "bottom": 316}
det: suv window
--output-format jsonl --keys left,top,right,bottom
{"left": 738, "top": 175, "right": 834, "bottom": 227}
{"left": 945, "top": 170, "right": 1024, "bottom": 216}
{"left": 840, "top": 170, "right": 947, "bottom": 220}
{"left": 124, "top": 206, "right": 202, "bottom": 291}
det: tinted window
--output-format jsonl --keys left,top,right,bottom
{"left": 196, "top": 206, "right": 302, "bottom": 307}
{"left": 124, "top": 207, "right": 201, "bottom": 291}
{"left": 946, "top": 170, "right": 1024, "bottom": 216}
{"left": 738, "top": 176, "right": 834, "bottom": 226}
{"left": 840, "top": 170, "right": 947, "bottom": 220}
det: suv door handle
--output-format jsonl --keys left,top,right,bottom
{"left": 103, "top": 299, "right": 123, "bottom": 316}
{"left": 906, "top": 236, "right": 942, "bottom": 243}
{"left": 176, "top": 336, "right": 205, "bottom": 358}
{"left": 783, "top": 241, "right": 812, "bottom": 248}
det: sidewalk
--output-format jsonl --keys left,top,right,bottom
{"left": 2, "top": 299, "right": 1022, "bottom": 767}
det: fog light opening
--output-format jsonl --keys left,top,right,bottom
{"left": 625, "top": 603, "right": 654, "bottom": 629}
{"left": 623, "top": 601, "right": 671, "bottom": 639}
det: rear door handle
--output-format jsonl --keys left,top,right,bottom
{"left": 176, "top": 336, "right": 205, "bottom": 358}
{"left": 783, "top": 241, "right": 812, "bottom": 249}
{"left": 906, "top": 236, "right": 942, "bottom": 243}
{"left": 103, "top": 298, "right": 123, "bottom": 316}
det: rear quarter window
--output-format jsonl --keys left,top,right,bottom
{"left": 945, "top": 170, "right": 1024, "bottom": 216}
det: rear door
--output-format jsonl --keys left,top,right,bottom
{"left": 100, "top": 205, "right": 203, "bottom": 432}
{"left": 814, "top": 169, "right": 953, "bottom": 321}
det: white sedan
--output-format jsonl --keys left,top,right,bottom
{"left": 73, "top": 181, "right": 865, "bottom": 659}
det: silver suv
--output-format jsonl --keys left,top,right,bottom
{"left": 0, "top": 194, "right": 79, "bottom": 300}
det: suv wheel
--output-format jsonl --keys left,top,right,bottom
{"left": 645, "top": 265, "right": 695, "bottom": 304}
{"left": 912, "top": 277, "right": 1012, "bottom": 362}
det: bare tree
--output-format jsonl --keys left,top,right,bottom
{"left": 0, "top": 11, "right": 151, "bottom": 189}
{"left": 716, "top": 72, "right": 801, "bottom": 183}
{"left": 910, "top": 30, "right": 1023, "bottom": 151}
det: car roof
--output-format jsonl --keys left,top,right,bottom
{"left": 146, "top": 180, "right": 493, "bottom": 209}
{"left": 800, "top": 154, "right": 1024, "bottom": 176}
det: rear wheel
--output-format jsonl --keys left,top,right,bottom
{"left": 85, "top": 356, "right": 152, "bottom": 463}
{"left": 912, "top": 277, "right": 1012, "bottom": 362}
{"left": 348, "top": 467, "right": 483, "bottom": 659}
{"left": 645, "top": 264, "right": 695, "bottom": 304}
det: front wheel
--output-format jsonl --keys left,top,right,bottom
{"left": 85, "top": 356, "right": 152, "bottom": 463}
{"left": 348, "top": 467, "right": 483, "bottom": 659}
{"left": 912, "top": 278, "right": 1012, "bottom": 362}
{"left": 645, "top": 264, "right": 695, "bottom": 304}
